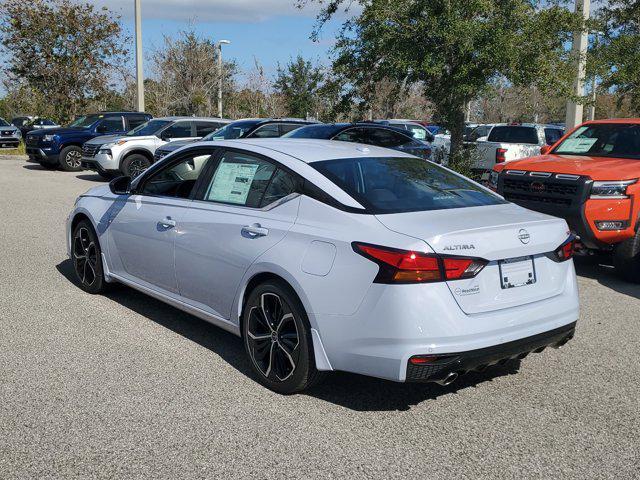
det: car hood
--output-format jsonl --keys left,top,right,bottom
{"left": 504, "top": 154, "right": 640, "bottom": 181}
{"left": 158, "top": 139, "right": 197, "bottom": 151}
{"left": 0, "top": 125, "right": 19, "bottom": 132}
{"left": 27, "top": 127, "right": 89, "bottom": 136}
{"left": 84, "top": 134, "right": 157, "bottom": 145}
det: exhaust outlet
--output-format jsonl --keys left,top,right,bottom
{"left": 434, "top": 372, "right": 458, "bottom": 386}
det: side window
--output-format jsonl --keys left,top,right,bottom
{"left": 333, "top": 128, "right": 368, "bottom": 143}
{"left": 195, "top": 121, "right": 222, "bottom": 137}
{"left": 365, "top": 128, "right": 411, "bottom": 148}
{"left": 249, "top": 124, "right": 281, "bottom": 138}
{"left": 261, "top": 169, "right": 300, "bottom": 206}
{"left": 544, "top": 128, "right": 563, "bottom": 145}
{"left": 202, "top": 151, "right": 276, "bottom": 207}
{"left": 162, "top": 121, "right": 192, "bottom": 139}
{"left": 127, "top": 116, "right": 148, "bottom": 130}
{"left": 140, "top": 151, "right": 214, "bottom": 198}
{"left": 279, "top": 123, "right": 303, "bottom": 135}
{"left": 98, "top": 117, "right": 124, "bottom": 133}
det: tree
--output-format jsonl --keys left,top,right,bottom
{"left": 301, "top": 0, "right": 582, "bottom": 158}
{"left": 274, "top": 55, "right": 325, "bottom": 118}
{"left": 146, "top": 30, "right": 237, "bottom": 117}
{"left": 0, "top": 0, "right": 128, "bottom": 123}
{"left": 594, "top": 0, "right": 640, "bottom": 114}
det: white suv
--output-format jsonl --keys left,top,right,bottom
{"left": 80, "top": 116, "right": 231, "bottom": 178}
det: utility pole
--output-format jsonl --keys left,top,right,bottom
{"left": 134, "top": 0, "right": 145, "bottom": 112}
{"left": 217, "top": 40, "right": 231, "bottom": 118}
{"left": 586, "top": 33, "right": 600, "bottom": 121}
{"left": 565, "top": 0, "right": 590, "bottom": 130}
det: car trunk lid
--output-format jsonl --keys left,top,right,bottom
{"left": 375, "top": 203, "right": 571, "bottom": 314}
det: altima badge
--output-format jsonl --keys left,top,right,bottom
{"left": 518, "top": 229, "right": 531, "bottom": 244}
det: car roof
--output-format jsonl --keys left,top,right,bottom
{"left": 582, "top": 118, "right": 640, "bottom": 125}
{"left": 193, "top": 138, "right": 413, "bottom": 163}
{"left": 155, "top": 116, "right": 233, "bottom": 122}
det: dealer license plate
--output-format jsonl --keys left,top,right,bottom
{"left": 499, "top": 256, "right": 536, "bottom": 289}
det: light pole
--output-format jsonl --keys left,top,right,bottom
{"left": 217, "top": 40, "right": 231, "bottom": 118}
{"left": 586, "top": 32, "right": 601, "bottom": 121}
{"left": 565, "top": 0, "right": 590, "bottom": 130}
{"left": 134, "top": 0, "right": 145, "bottom": 112}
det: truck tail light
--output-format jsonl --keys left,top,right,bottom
{"left": 496, "top": 148, "right": 508, "bottom": 163}
{"left": 352, "top": 243, "right": 488, "bottom": 284}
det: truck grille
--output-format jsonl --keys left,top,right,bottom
{"left": 500, "top": 171, "right": 586, "bottom": 209}
{"left": 82, "top": 144, "right": 101, "bottom": 158}
{"left": 1, "top": 130, "right": 14, "bottom": 137}
{"left": 26, "top": 135, "right": 39, "bottom": 146}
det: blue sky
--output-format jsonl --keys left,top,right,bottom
{"left": 100, "top": 0, "right": 351, "bottom": 81}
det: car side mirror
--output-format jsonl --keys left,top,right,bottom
{"left": 540, "top": 145, "right": 552, "bottom": 155}
{"left": 109, "top": 176, "right": 132, "bottom": 195}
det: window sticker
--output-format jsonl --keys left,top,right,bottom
{"left": 206, "top": 162, "right": 259, "bottom": 204}
{"left": 555, "top": 137, "right": 598, "bottom": 154}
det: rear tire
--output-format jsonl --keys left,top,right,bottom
{"left": 71, "top": 220, "right": 108, "bottom": 294}
{"left": 59, "top": 145, "right": 82, "bottom": 171}
{"left": 121, "top": 153, "right": 152, "bottom": 178}
{"left": 613, "top": 232, "right": 640, "bottom": 283}
{"left": 242, "top": 280, "right": 323, "bottom": 394}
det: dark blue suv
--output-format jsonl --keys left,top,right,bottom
{"left": 25, "top": 112, "right": 151, "bottom": 171}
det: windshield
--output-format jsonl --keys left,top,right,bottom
{"left": 126, "top": 119, "right": 171, "bottom": 136}
{"left": 553, "top": 123, "right": 640, "bottom": 159}
{"left": 204, "top": 120, "right": 260, "bottom": 140}
{"left": 68, "top": 114, "right": 102, "bottom": 128}
{"left": 313, "top": 157, "right": 505, "bottom": 214}
{"left": 0, "top": 118, "right": 9, "bottom": 126}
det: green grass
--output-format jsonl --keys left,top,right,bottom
{"left": 0, "top": 141, "right": 26, "bottom": 156}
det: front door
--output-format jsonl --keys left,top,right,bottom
{"left": 107, "top": 149, "right": 216, "bottom": 293}
{"left": 175, "top": 148, "right": 301, "bottom": 319}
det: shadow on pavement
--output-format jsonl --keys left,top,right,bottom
{"left": 56, "top": 258, "right": 523, "bottom": 412}
{"left": 76, "top": 174, "right": 107, "bottom": 182}
{"left": 574, "top": 256, "right": 640, "bottom": 300}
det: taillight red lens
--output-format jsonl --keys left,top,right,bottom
{"left": 496, "top": 148, "right": 508, "bottom": 163}
{"left": 353, "top": 243, "right": 487, "bottom": 284}
{"left": 355, "top": 244, "right": 441, "bottom": 283}
{"left": 546, "top": 236, "right": 576, "bottom": 262}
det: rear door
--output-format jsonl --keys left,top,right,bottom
{"left": 175, "top": 148, "right": 301, "bottom": 319}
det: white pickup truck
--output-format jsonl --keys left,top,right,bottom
{"left": 474, "top": 123, "right": 564, "bottom": 176}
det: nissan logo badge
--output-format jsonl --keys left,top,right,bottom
{"left": 518, "top": 229, "right": 531, "bottom": 244}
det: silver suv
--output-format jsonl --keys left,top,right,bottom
{"left": 80, "top": 116, "right": 231, "bottom": 178}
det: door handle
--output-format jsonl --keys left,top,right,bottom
{"left": 242, "top": 224, "right": 269, "bottom": 238}
{"left": 158, "top": 217, "right": 176, "bottom": 229}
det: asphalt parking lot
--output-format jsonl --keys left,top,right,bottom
{"left": 0, "top": 155, "right": 638, "bottom": 479}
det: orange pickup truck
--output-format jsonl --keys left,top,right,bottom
{"left": 489, "top": 119, "right": 640, "bottom": 282}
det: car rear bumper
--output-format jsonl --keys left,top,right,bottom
{"left": 405, "top": 321, "right": 576, "bottom": 383}
{"left": 311, "top": 267, "right": 580, "bottom": 382}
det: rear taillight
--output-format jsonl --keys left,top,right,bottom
{"left": 353, "top": 243, "right": 488, "bottom": 284}
{"left": 545, "top": 236, "right": 576, "bottom": 262}
{"left": 496, "top": 148, "right": 508, "bottom": 163}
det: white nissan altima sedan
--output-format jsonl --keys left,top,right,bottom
{"left": 67, "top": 139, "right": 579, "bottom": 394}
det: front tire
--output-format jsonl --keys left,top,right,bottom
{"left": 242, "top": 280, "right": 322, "bottom": 394}
{"left": 613, "top": 232, "right": 640, "bottom": 283}
{"left": 121, "top": 153, "right": 152, "bottom": 178}
{"left": 59, "top": 145, "right": 82, "bottom": 171}
{"left": 71, "top": 220, "right": 108, "bottom": 294}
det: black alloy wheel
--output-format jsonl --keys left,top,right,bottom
{"left": 72, "top": 220, "right": 107, "bottom": 293}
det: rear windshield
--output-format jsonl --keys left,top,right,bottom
{"left": 553, "top": 123, "right": 640, "bottom": 159}
{"left": 487, "top": 126, "right": 539, "bottom": 145}
{"left": 313, "top": 157, "right": 505, "bottom": 214}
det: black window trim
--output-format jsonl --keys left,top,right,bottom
{"left": 97, "top": 115, "right": 126, "bottom": 133}
{"left": 132, "top": 146, "right": 224, "bottom": 200}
